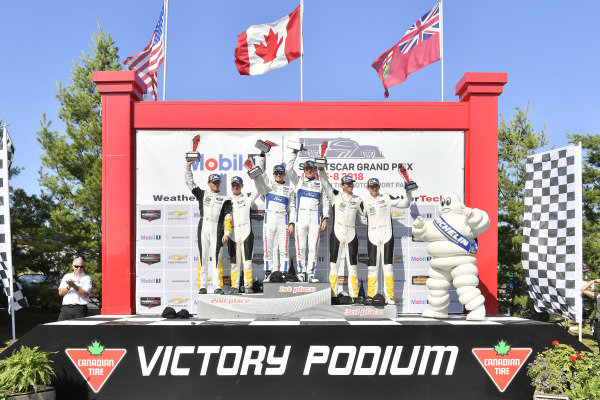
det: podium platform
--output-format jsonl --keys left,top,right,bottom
{"left": 2, "top": 315, "right": 589, "bottom": 400}
{"left": 197, "top": 282, "right": 397, "bottom": 319}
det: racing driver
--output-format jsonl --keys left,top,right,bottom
{"left": 250, "top": 160, "right": 296, "bottom": 281}
{"left": 287, "top": 150, "right": 330, "bottom": 282}
{"left": 362, "top": 177, "right": 414, "bottom": 305}
{"left": 319, "top": 168, "right": 364, "bottom": 299}
{"left": 186, "top": 161, "right": 232, "bottom": 294}
{"left": 227, "top": 176, "right": 261, "bottom": 293}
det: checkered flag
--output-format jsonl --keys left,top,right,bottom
{"left": 522, "top": 144, "right": 583, "bottom": 323}
{"left": 0, "top": 127, "right": 27, "bottom": 312}
{"left": 0, "top": 259, "right": 27, "bottom": 312}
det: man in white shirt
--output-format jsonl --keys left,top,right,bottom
{"left": 57, "top": 257, "right": 93, "bottom": 320}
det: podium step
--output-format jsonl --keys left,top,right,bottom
{"left": 196, "top": 282, "right": 396, "bottom": 319}
{"left": 263, "top": 282, "right": 330, "bottom": 297}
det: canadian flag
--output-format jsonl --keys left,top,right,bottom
{"left": 235, "top": 6, "right": 301, "bottom": 75}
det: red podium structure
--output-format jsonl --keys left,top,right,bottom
{"left": 93, "top": 71, "right": 507, "bottom": 315}
{"left": 9, "top": 71, "right": 593, "bottom": 399}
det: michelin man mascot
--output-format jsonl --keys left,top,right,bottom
{"left": 412, "top": 193, "right": 490, "bottom": 321}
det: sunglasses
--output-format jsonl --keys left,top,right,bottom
{"left": 274, "top": 172, "right": 285, "bottom": 176}
{"left": 73, "top": 265, "right": 85, "bottom": 269}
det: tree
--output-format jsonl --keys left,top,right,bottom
{"left": 36, "top": 22, "right": 122, "bottom": 304}
{"left": 497, "top": 104, "right": 548, "bottom": 318}
{"left": 567, "top": 133, "right": 600, "bottom": 318}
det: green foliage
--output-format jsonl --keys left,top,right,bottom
{"left": 494, "top": 340, "right": 510, "bottom": 356}
{"left": 568, "top": 375, "right": 600, "bottom": 400}
{"left": 0, "top": 346, "right": 56, "bottom": 397}
{"left": 10, "top": 188, "right": 67, "bottom": 278}
{"left": 567, "top": 133, "right": 600, "bottom": 321}
{"left": 527, "top": 341, "right": 600, "bottom": 397}
{"left": 497, "top": 104, "right": 548, "bottom": 316}
{"left": 36, "top": 22, "right": 122, "bottom": 304}
{"left": 87, "top": 341, "right": 104, "bottom": 356}
{"left": 20, "top": 283, "right": 62, "bottom": 312}
{"left": 509, "top": 294, "right": 551, "bottom": 321}
{"left": 567, "top": 133, "right": 600, "bottom": 282}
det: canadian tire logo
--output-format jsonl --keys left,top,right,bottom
{"left": 472, "top": 340, "right": 532, "bottom": 392}
{"left": 65, "top": 341, "right": 126, "bottom": 393}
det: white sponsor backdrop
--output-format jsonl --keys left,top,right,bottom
{"left": 136, "top": 130, "right": 465, "bottom": 314}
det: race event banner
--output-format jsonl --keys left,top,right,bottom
{"left": 136, "top": 131, "right": 465, "bottom": 314}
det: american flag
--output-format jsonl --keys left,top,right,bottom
{"left": 398, "top": 2, "right": 440, "bottom": 55}
{"left": 124, "top": 5, "right": 165, "bottom": 100}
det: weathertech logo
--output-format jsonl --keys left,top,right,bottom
{"left": 141, "top": 210, "right": 161, "bottom": 222}
{"left": 65, "top": 341, "right": 126, "bottom": 393}
{"left": 472, "top": 341, "right": 532, "bottom": 392}
{"left": 140, "top": 254, "right": 161, "bottom": 265}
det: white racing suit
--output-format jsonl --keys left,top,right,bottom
{"left": 320, "top": 173, "right": 364, "bottom": 297}
{"left": 252, "top": 171, "right": 296, "bottom": 273}
{"left": 363, "top": 191, "right": 412, "bottom": 302}
{"left": 228, "top": 190, "right": 260, "bottom": 289}
{"left": 186, "top": 168, "right": 232, "bottom": 291}
{"left": 287, "top": 152, "right": 331, "bottom": 277}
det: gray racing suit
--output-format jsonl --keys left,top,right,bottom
{"left": 186, "top": 167, "right": 232, "bottom": 291}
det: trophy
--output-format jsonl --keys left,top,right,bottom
{"left": 315, "top": 141, "right": 328, "bottom": 168}
{"left": 287, "top": 140, "right": 305, "bottom": 153}
{"left": 255, "top": 140, "right": 278, "bottom": 154}
{"left": 398, "top": 163, "right": 418, "bottom": 191}
{"left": 185, "top": 135, "right": 201, "bottom": 162}
{"left": 244, "top": 157, "right": 262, "bottom": 179}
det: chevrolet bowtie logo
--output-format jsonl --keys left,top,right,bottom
{"left": 169, "top": 211, "right": 187, "bottom": 216}
{"left": 169, "top": 255, "right": 186, "bottom": 260}
{"left": 169, "top": 298, "right": 187, "bottom": 303}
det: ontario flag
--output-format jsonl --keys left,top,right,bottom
{"left": 372, "top": 2, "right": 441, "bottom": 98}
{"left": 235, "top": 6, "right": 301, "bottom": 75}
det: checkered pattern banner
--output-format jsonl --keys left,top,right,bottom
{"left": 0, "top": 260, "right": 27, "bottom": 312}
{"left": 522, "top": 144, "right": 582, "bottom": 322}
{"left": 0, "top": 127, "right": 27, "bottom": 312}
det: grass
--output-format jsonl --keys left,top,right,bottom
{"left": 0, "top": 309, "right": 59, "bottom": 354}
{"left": 569, "top": 323, "right": 599, "bottom": 353}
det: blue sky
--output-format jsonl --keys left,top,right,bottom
{"left": 2, "top": 1, "right": 599, "bottom": 194}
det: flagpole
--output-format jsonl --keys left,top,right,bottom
{"left": 577, "top": 142, "right": 583, "bottom": 342}
{"left": 300, "top": 0, "right": 304, "bottom": 102}
{"left": 439, "top": 0, "right": 444, "bottom": 102}
{"left": 2, "top": 127, "right": 15, "bottom": 343}
{"left": 162, "top": 0, "right": 169, "bottom": 101}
